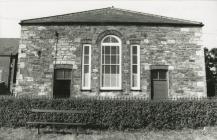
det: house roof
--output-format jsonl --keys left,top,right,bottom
{"left": 0, "top": 38, "right": 19, "bottom": 55}
{"left": 20, "top": 7, "right": 203, "bottom": 27}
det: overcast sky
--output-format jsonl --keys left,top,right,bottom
{"left": 0, "top": 0, "right": 217, "bottom": 49}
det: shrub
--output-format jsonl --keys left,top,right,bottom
{"left": 0, "top": 96, "right": 217, "bottom": 130}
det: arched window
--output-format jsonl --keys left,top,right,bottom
{"left": 101, "top": 35, "right": 122, "bottom": 90}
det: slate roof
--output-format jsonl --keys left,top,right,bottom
{"left": 20, "top": 7, "right": 203, "bottom": 26}
{"left": 0, "top": 38, "right": 19, "bottom": 55}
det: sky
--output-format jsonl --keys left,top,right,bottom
{"left": 0, "top": 0, "right": 217, "bottom": 49}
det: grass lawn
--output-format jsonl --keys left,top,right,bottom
{"left": 0, "top": 127, "right": 217, "bottom": 140}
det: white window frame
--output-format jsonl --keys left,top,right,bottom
{"left": 100, "top": 35, "right": 122, "bottom": 90}
{"left": 81, "top": 44, "right": 91, "bottom": 90}
{"left": 130, "top": 45, "right": 140, "bottom": 90}
{"left": 0, "top": 69, "right": 2, "bottom": 82}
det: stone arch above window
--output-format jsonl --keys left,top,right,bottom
{"left": 81, "top": 38, "right": 92, "bottom": 44}
{"left": 96, "top": 30, "right": 124, "bottom": 45}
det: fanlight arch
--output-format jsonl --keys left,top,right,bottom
{"left": 102, "top": 35, "right": 120, "bottom": 43}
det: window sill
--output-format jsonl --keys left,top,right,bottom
{"left": 80, "top": 89, "right": 92, "bottom": 92}
{"left": 100, "top": 89, "right": 123, "bottom": 92}
{"left": 130, "top": 89, "right": 142, "bottom": 91}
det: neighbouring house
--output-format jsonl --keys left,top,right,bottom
{"left": 15, "top": 7, "right": 206, "bottom": 99}
{"left": 0, "top": 38, "right": 19, "bottom": 95}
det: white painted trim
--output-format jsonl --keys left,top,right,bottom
{"left": 100, "top": 35, "right": 122, "bottom": 90}
{"left": 100, "top": 87, "right": 122, "bottom": 90}
{"left": 81, "top": 44, "right": 91, "bottom": 90}
{"left": 167, "top": 70, "right": 169, "bottom": 97}
{"left": 130, "top": 45, "right": 141, "bottom": 90}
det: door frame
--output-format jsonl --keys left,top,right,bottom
{"left": 150, "top": 65, "right": 169, "bottom": 100}
{"left": 52, "top": 64, "right": 73, "bottom": 98}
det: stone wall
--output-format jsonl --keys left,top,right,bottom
{"left": 15, "top": 25, "right": 206, "bottom": 98}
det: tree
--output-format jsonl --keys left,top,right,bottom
{"left": 204, "top": 47, "right": 217, "bottom": 97}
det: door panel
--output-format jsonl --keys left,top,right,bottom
{"left": 53, "top": 80, "right": 70, "bottom": 98}
{"left": 151, "top": 70, "right": 168, "bottom": 99}
{"left": 152, "top": 80, "right": 168, "bottom": 99}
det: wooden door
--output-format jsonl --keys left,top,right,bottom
{"left": 53, "top": 69, "right": 71, "bottom": 98}
{"left": 151, "top": 70, "right": 168, "bottom": 100}
{"left": 53, "top": 80, "right": 70, "bottom": 98}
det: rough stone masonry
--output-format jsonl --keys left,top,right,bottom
{"left": 15, "top": 25, "right": 206, "bottom": 98}
{"left": 15, "top": 7, "right": 206, "bottom": 98}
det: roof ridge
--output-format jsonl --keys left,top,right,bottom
{"left": 113, "top": 7, "right": 202, "bottom": 24}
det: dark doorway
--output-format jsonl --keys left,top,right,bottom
{"left": 53, "top": 69, "right": 71, "bottom": 98}
{"left": 0, "top": 54, "right": 18, "bottom": 95}
{"left": 151, "top": 69, "right": 168, "bottom": 100}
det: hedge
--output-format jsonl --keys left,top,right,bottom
{"left": 1, "top": 96, "right": 217, "bottom": 130}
